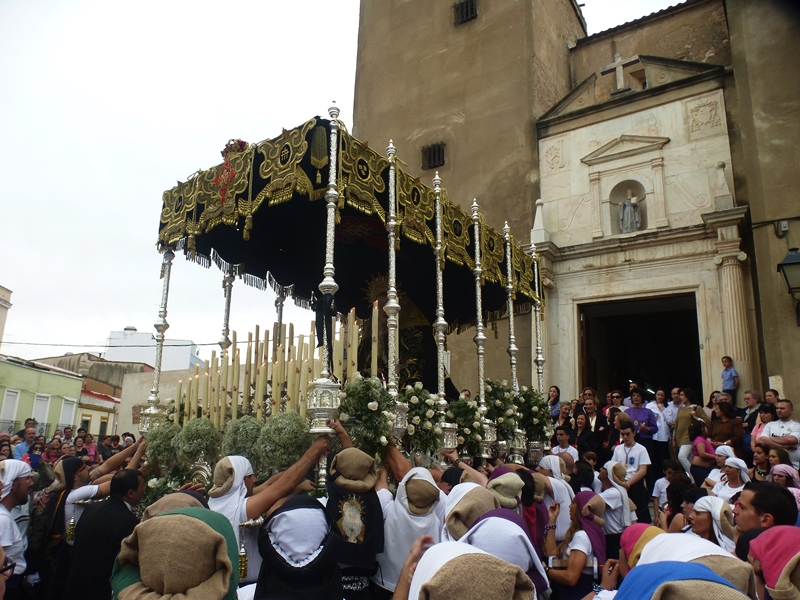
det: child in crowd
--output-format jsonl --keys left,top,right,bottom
{"left": 651, "top": 459, "right": 683, "bottom": 516}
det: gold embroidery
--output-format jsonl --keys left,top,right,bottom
{"left": 339, "top": 132, "right": 388, "bottom": 222}
{"left": 441, "top": 195, "right": 474, "bottom": 269}
{"left": 252, "top": 118, "right": 317, "bottom": 210}
{"left": 479, "top": 214, "right": 505, "bottom": 285}
{"left": 397, "top": 168, "right": 434, "bottom": 245}
{"left": 196, "top": 144, "right": 253, "bottom": 234}
{"left": 159, "top": 177, "right": 199, "bottom": 246}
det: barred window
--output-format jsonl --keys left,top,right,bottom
{"left": 453, "top": 0, "right": 477, "bottom": 26}
{"left": 422, "top": 143, "right": 446, "bottom": 170}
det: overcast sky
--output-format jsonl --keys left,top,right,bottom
{"left": 0, "top": 0, "right": 677, "bottom": 363}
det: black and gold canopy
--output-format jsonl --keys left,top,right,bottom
{"left": 157, "top": 117, "right": 539, "bottom": 329}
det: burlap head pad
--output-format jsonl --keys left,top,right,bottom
{"left": 718, "top": 503, "right": 736, "bottom": 545}
{"left": 420, "top": 553, "right": 534, "bottom": 600}
{"left": 446, "top": 486, "right": 500, "bottom": 541}
{"left": 208, "top": 457, "right": 236, "bottom": 498}
{"left": 531, "top": 472, "right": 547, "bottom": 503}
{"left": 692, "top": 556, "right": 756, "bottom": 599}
{"left": 769, "top": 550, "right": 800, "bottom": 600}
{"left": 117, "top": 513, "right": 232, "bottom": 598}
{"left": 406, "top": 478, "right": 440, "bottom": 515}
{"left": 488, "top": 473, "right": 524, "bottom": 509}
{"left": 329, "top": 448, "right": 377, "bottom": 493}
{"left": 460, "top": 470, "right": 476, "bottom": 484}
{"left": 581, "top": 493, "right": 606, "bottom": 528}
{"left": 611, "top": 463, "right": 627, "bottom": 486}
{"left": 141, "top": 492, "right": 204, "bottom": 522}
{"left": 650, "top": 579, "right": 749, "bottom": 600}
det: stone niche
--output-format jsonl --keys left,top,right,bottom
{"left": 609, "top": 179, "right": 648, "bottom": 235}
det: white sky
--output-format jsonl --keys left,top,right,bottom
{"left": 0, "top": 0, "right": 676, "bottom": 363}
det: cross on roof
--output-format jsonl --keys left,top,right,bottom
{"left": 601, "top": 53, "right": 641, "bottom": 91}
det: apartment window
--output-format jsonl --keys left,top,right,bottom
{"left": 453, "top": 0, "right": 477, "bottom": 26}
{"left": 422, "top": 142, "right": 446, "bottom": 170}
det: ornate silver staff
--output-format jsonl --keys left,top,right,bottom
{"left": 433, "top": 173, "right": 457, "bottom": 456}
{"left": 471, "top": 200, "right": 495, "bottom": 458}
{"left": 141, "top": 248, "right": 175, "bottom": 434}
{"left": 306, "top": 104, "right": 343, "bottom": 490}
{"left": 531, "top": 234, "right": 545, "bottom": 393}
{"left": 385, "top": 140, "right": 400, "bottom": 398}
{"left": 503, "top": 222, "right": 519, "bottom": 392}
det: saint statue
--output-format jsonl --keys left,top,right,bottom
{"left": 619, "top": 188, "right": 641, "bottom": 233}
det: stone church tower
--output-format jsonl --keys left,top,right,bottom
{"left": 353, "top": 0, "right": 800, "bottom": 403}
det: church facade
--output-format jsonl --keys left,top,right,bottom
{"left": 353, "top": 0, "right": 800, "bottom": 402}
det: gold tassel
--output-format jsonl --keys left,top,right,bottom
{"left": 188, "top": 234, "right": 196, "bottom": 260}
{"left": 316, "top": 169, "right": 321, "bottom": 184}
{"left": 244, "top": 215, "right": 252, "bottom": 241}
{"left": 66, "top": 516, "right": 76, "bottom": 542}
{"left": 238, "top": 539, "right": 248, "bottom": 580}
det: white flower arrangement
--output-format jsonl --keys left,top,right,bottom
{"left": 412, "top": 416, "right": 421, "bottom": 425}
{"left": 423, "top": 421, "right": 432, "bottom": 430}
{"left": 380, "top": 436, "right": 388, "bottom": 446}
{"left": 463, "top": 428, "right": 471, "bottom": 434}
{"left": 398, "top": 384, "right": 442, "bottom": 455}
{"left": 367, "top": 401, "right": 379, "bottom": 411}
{"left": 407, "top": 424, "right": 416, "bottom": 435}
{"left": 221, "top": 416, "right": 264, "bottom": 471}
{"left": 174, "top": 418, "right": 221, "bottom": 467}
{"left": 339, "top": 412, "right": 350, "bottom": 423}
{"left": 472, "top": 421, "right": 481, "bottom": 429}
{"left": 457, "top": 436, "right": 465, "bottom": 444}
{"left": 415, "top": 382, "right": 424, "bottom": 390}
{"left": 256, "top": 411, "right": 312, "bottom": 473}
{"left": 426, "top": 398, "right": 436, "bottom": 406}
{"left": 410, "top": 395, "right": 419, "bottom": 404}
{"left": 337, "top": 376, "right": 394, "bottom": 460}
{"left": 474, "top": 434, "right": 482, "bottom": 442}
{"left": 426, "top": 409, "right": 435, "bottom": 419}
{"left": 145, "top": 421, "right": 182, "bottom": 468}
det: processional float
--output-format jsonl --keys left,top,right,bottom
{"left": 143, "top": 105, "right": 546, "bottom": 480}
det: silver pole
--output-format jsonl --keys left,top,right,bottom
{"left": 503, "top": 222, "right": 519, "bottom": 392}
{"left": 471, "top": 200, "right": 487, "bottom": 411}
{"left": 274, "top": 292, "right": 285, "bottom": 356}
{"left": 148, "top": 248, "right": 175, "bottom": 406}
{"left": 220, "top": 267, "right": 234, "bottom": 352}
{"left": 433, "top": 172, "right": 448, "bottom": 399}
{"left": 531, "top": 235, "right": 545, "bottom": 393}
{"left": 384, "top": 140, "right": 400, "bottom": 397}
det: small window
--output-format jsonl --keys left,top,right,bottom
{"left": 422, "top": 142, "right": 446, "bottom": 170}
{"left": 453, "top": 0, "right": 477, "bottom": 26}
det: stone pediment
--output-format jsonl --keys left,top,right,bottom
{"left": 637, "top": 55, "right": 724, "bottom": 90}
{"left": 580, "top": 134, "right": 670, "bottom": 165}
{"left": 539, "top": 73, "right": 597, "bottom": 120}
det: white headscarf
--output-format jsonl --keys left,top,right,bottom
{"left": 724, "top": 457, "right": 750, "bottom": 484}
{"left": 0, "top": 460, "right": 31, "bottom": 500}
{"left": 460, "top": 516, "right": 548, "bottom": 590}
{"left": 408, "top": 542, "right": 487, "bottom": 600}
{"left": 603, "top": 460, "right": 632, "bottom": 527}
{"left": 638, "top": 532, "right": 731, "bottom": 565}
{"left": 715, "top": 446, "right": 736, "bottom": 459}
{"left": 268, "top": 506, "right": 328, "bottom": 567}
{"left": 440, "top": 482, "right": 482, "bottom": 542}
{"left": 539, "top": 455, "right": 565, "bottom": 480}
{"left": 694, "top": 496, "right": 736, "bottom": 553}
{"left": 374, "top": 468, "right": 441, "bottom": 592}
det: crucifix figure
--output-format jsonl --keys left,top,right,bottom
{"left": 601, "top": 52, "right": 640, "bottom": 91}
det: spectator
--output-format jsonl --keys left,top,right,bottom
{"left": 12, "top": 429, "right": 35, "bottom": 460}
{"left": 758, "top": 399, "right": 800, "bottom": 469}
{"left": 13, "top": 419, "right": 35, "bottom": 440}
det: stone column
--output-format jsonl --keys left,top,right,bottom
{"left": 703, "top": 207, "right": 754, "bottom": 402}
{"left": 589, "top": 173, "right": 603, "bottom": 239}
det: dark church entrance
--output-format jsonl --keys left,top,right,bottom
{"left": 579, "top": 294, "right": 703, "bottom": 399}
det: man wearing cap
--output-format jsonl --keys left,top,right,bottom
{"left": 0, "top": 460, "right": 34, "bottom": 599}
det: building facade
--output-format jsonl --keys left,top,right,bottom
{"left": 104, "top": 327, "right": 203, "bottom": 371}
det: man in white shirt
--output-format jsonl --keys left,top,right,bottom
{"left": 759, "top": 399, "right": 800, "bottom": 469}
{"left": 646, "top": 393, "right": 671, "bottom": 482}
{"left": 551, "top": 426, "right": 579, "bottom": 463}
{"left": 611, "top": 422, "right": 651, "bottom": 524}
{"left": 0, "top": 460, "right": 33, "bottom": 594}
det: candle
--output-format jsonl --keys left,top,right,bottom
{"left": 243, "top": 334, "right": 252, "bottom": 415}
{"left": 210, "top": 354, "right": 218, "bottom": 427}
{"left": 333, "top": 322, "right": 344, "bottom": 382}
{"left": 221, "top": 351, "right": 229, "bottom": 427}
{"left": 299, "top": 359, "right": 309, "bottom": 421}
{"left": 231, "top": 348, "right": 240, "bottom": 421}
{"left": 175, "top": 379, "right": 183, "bottom": 424}
{"left": 190, "top": 372, "right": 199, "bottom": 421}
{"left": 255, "top": 360, "right": 265, "bottom": 421}
{"left": 347, "top": 309, "right": 356, "bottom": 382}
{"left": 287, "top": 357, "right": 296, "bottom": 411}
{"left": 203, "top": 359, "right": 211, "bottom": 419}
{"left": 371, "top": 300, "right": 379, "bottom": 376}
{"left": 183, "top": 378, "right": 191, "bottom": 426}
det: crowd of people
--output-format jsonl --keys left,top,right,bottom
{"left": 0, "top": 365, "right": 797, "bottom": 599}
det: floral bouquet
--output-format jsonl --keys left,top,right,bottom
{"left": 446, "top": 393, "right": 483, "bottom": 457}
{"left": 516, "top": 385, "right": 550, "bottom": 442}
{"left": 398, "top": 382, "right": 443, "bottom": 455}
{"left": 145, "top": 420, "right": 182, "bottom": 469}
{"left": 484, "top": 379, "right": 519, "bottom": 440}
{"left": 256, "top": 411, "right": 313, "bottom": 474}
{"left": 174, "top": 417, "right": 221, "bottom": 468}
{"left": 222, "top": 416, "right": 264, "bottom": 472}
{"left": 338, "top": 375, "right": 394, "bottom": 460}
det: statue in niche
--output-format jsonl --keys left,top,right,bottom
{"left": 619, "top": 188, "right": 641, "bottom": 233}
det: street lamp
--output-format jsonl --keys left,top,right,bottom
{"left": 777, "top": 248, "right": 800, "bottom": 326}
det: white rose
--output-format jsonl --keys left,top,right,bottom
{"left": 168, "top": 413, "right": 175, "bottom": 421}
{"left": 473, "top": 421, "right": 481, "bottom": 429}
{"left": 338, "top": 391, "right": 347, "bottom": 400}
{"left": 380, "top": 436, "right": 388, "bottom": 446}
{"left": 412, "top": 416, "right": 421, "bottom": 425}
{"left": 502, "top": 380, "right": 508, "bottom": 387}
{"left": 485, "top": 384, "right": 492, "bottom": 392}
{"left": 505, "top": 409, "right": 514, "bottom": 416}
{"left": 424, "top": 421, "right": 432, "bottom": 430}
{"left": 532, "top": 406, "right": 539, "bottom": 413}
{"left": 533, "top": 418, "right": 539, "bottom": 425}
{"left": 468, "top": 401, "right": 477, "bottom": 409}
{"left": 407, "top": 424, "right": 416, "bottom": 435}
{"left": 367, "top": 401, "right": 378, "bottom": 411}
{"left": 406, "top": 385, "right": 413, "bottom": 392}
{"left": 353, "top": 371, "right": 362, "bottom": 380}
{"left": 415, "top": 382, "right": 424, "bottom": 390}
{"left": 495, "top": 400, "right": 502, "bottom": 407}
{"left": 498, "top": 417, "right": 505, "bottom": 424}
{"left": 339, "top": 412, "right": 350, "bottom": 423}
{"left": 458, "top": 436, "right": 465, "bottom": 445}
{"left": 474, "top": 412, "right": 481, "bottom": 420}
{"left": 474, "top": 434, "right": 482, "bottom": 442}
{"left": 463, "top": 428, "right": 471, "bottom": 435}
{"left": 447, "top": 411, "right": 454, "bottom": 419}
{"left": 426, "top": 410, "right": 435, "bottom": 419}
{"left": 459, "top": 394, "right": 466, "bottom": 400}
{"left": 410, "top": 396, "right": 419, "bottom": 404}
{"left": 504, "top": 392, "right": 511, "bottom": 399}
{"left": 521, "top": 386, "right": 528, "bottom": 392}
{"left": 147, "top": 478, "right": 160, "bottom": 489}
{"left": 429, "top": 394, "right": 438, "bottom": 402}
{"left": 426, "top": 398, "right": 436, "bottom": 406}
{"left": 434, "top": 427, "right": 442, "bottom": 435}
{"left": 519, "top": 397, "right": 525, "bottom": 403}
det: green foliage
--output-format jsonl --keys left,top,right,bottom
{"left": 256, "top": 411, "right": 313, "bottom": 473}
{"left": 398, "top": 383, "right": 443, "bottom": 455}
{"left": 221, "top": 416, "right": 264, "bottom": 472}
{"left": 517, "top": 385, "right": 551, "bottom": 442}
{"left": 134, "top": 466, "right": 195, "bottom": 519}
{"left": 446, "top": 393, "right": 483, "bottom": 457}
{"left": 484, "top": 379, "right": 519, "bottom": 440}
{"left": 174, "top": 418, "right": 221, "bottom": 467}
{"left": 338, "top": 375, "right": 393, "bottom": 460}
{"left": 146, "top": 421, "right": 181, "bottom": 468}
